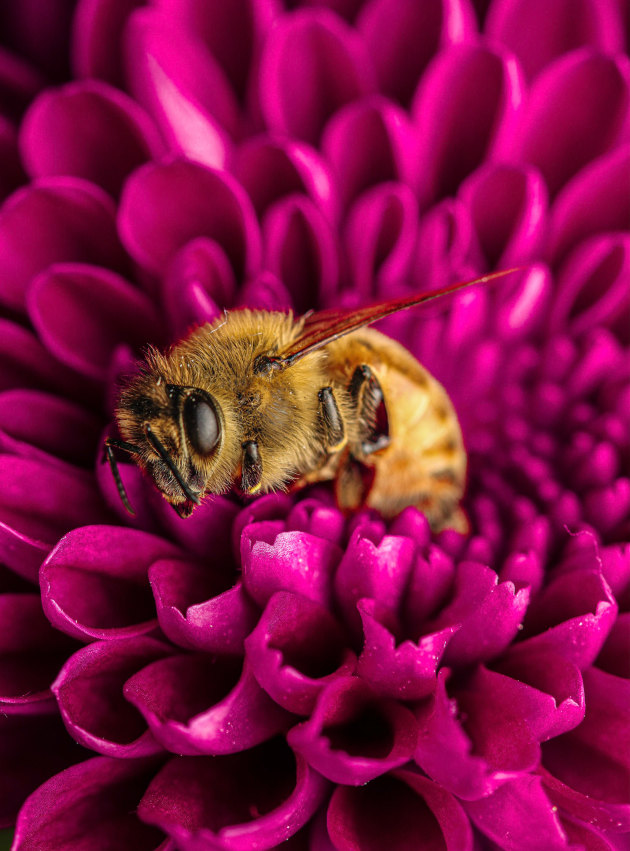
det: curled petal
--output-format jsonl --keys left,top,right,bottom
{"left": 241, "top": 522, "right": 342, "bottom": 608}
{"left": 464, "top": 775, "right": 570, "bottom": 850}
{"left": 138, "top": 740, "right": 330, "bottom": 849}
{"left": 118, "top": 159, "right": 261, "bottom": 280}
{"left": 490, "top": 264, "right": 552, "bottom": 341}
{"left": 507, "top": 50, "right": 630, "bottom": 196}
{"left": 413, "top": 198, "right": 482, "bottom": 290}
{"left": 28, "top": 263, "right": 163, "bottom": 381}
{"left": 0, "top": 177, "right": 125, "bottom": 312}
{"left": 412, "top": 43, "right": 525, "bottom": 206}
{"left": 322, "top": 96, "right": 416, "bottom": 209}
{"left": 259, "top": 8, "right": 375, "bottom": 145}
{"left": 52, "top": 637, "right": 173, "bottom": 757}
{"left": 20, "top": 80, "right": 164, "bottom": 197}
{"left": 262, "top": 194, "right": 339, "bottom": 311}
{"left": 548, "top": 144, "right": 630, "bottom": 265}
{"left": 125, "top": 654, "right": 292, "bottom": 755}
{"left": 357, "top": 0, "right": 477, "bottom": 105}
{"left": 0, "top": 389, "right": 101, "bottom": 469}
{"left": 344, "top": 182, "right": 419, "bottom": 300}
{"left": 244, "top": 591, "right": 357, "bottom": 714}
{"left": 13, "top": 756, "right": 166, "bottom": 851}
{"left": 458, "top": 163, "right": 548, "bottom": 269}
{"left": 235, "top": 270, "right": 293, "bottom": 311}
{"left": 234, "top": 136, "right": 339, "bottom": 224}
{"left": 285, "top": 497, "right": 346, "bottom": 547}
{"left": 596, "top": 612, "right": 630, "bottom": 678}
{"left": 288, "top": 676, "right": 418, "bottom": 785}
{"left": 0, "top": 458, "right": 113, "bottom": 582}
{"left": 549, "top": 234, "right": 630, "bottom": 342}
{"left": 40, "top": 525, "right": 181, "bottom": 641}
{"left": 0, "top": 593, "right": 76, "bottom": 715}
{"left": 149, "top": 492, "right": 240, "bottom": 561}
{"left": 149, "top": 559, "right": 259, "bottom": 655}
{"left": 72, "top": 0, "right": 146, "bottom": 87}
{"left": 357, "top": 597, "right": 457, "bottom": 699}
{"left": 486, "top": 0, "right": 625, "bottom": 82}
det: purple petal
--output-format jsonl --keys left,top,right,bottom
{"left": 357, "top": 0, "right": 477, "bottom": 105}
{"left": 0, "top": 457, "right": 114, "bottom": 582}
{"left": 321, "top": 96, "right": 416, "bottom": 209}
{"left": 236, "top": 269, "right": 294, "bottom": 311}
{"left": 13, "top": 756, "right": 166, "bottom": 851}
{"left": 491, "top": 264, "right": 552, "bottom": 341}
{"left": 244, "top": 591, "right": 357, "bottom": 714}
{"left": 148, "top": 491, "right": 240, "bottom": 560}
{"left": 259, "top": 9, "right": 375, "bottom": 145}
{"left": 72, "top": 0, "right": 146, "bottom": 88}
{"left": 412, "top": 43, "right": 525, "bottom": 206}
{"left": 548, "top": 144, "right": 630, "bottom": 265}
{"left": 52, "top": 637, "right": 173, "bottom": 757}
{"left": 241, "top": 522, "right": 342, "bottom": 608}
{"left": 508, "top": 50, "right": 630, "bottom": 196}
{"left": 125, "top": 654, "right": 292, "bottom": 755}
{"left": 0, "top": 593, "right": 76, "bottom": 714}
{"left": 284, "top": 497, "right": 346, "bottom": 547}
{"left": 549, "top": 234, "right": 630, "bottom": 342}
{"left": 344, "top": 182, "right": 419, "bottom": 300}
{"left": 19, "top": 80, "right": 165, "bottom": 197}
{"left": 125, "top": 8, "right": 236, "bottom": 168}
{"left": 263, "top": 194, "right": 339, "bottom": 311}
{"left": 425, "top": 561, "right": 531, "bottom": 666}
{"left": 0, "top": 117, "right": 25, "bottom": 201}
{"left": 149, "top": 558, "right": 259, "bottom": 655}
{"left": 327, "top": 769, "right": 473, "bottom": 851}
{"left": 0, "top": 389, "right": 101, "bottom": 469}
{"left": 161, "top": 238, "right": 235, "bottom": 342}
{"left": 233, "top": 136, "right": 339, "bottom": 224}
{"left": 357, "top": 597, "right": 457, "bottom": 699}
{"left": 0, "top": 176, "right": 126, "bottom": 312}
{"left": 118, "top": 159, "right": 261, "bottom": 281}
{"left": 138, "top": 741, "right": 330, "bottom": 849}
{"left": 458, "top": 163, "right": 548, "bottom": 269}
{"left": 412, "top": 198, "right": 482, "bottom": 290}
{"left": 596, "top": 612, "right": 630, "bottom": 678}
{"left": 28, "top": 262, "right": 163, "bottom": 381}
{"left": 464, "top": 775, "right": 570, "bottom": 851}
{"left": 486, "top": 0, "right": 625, "bottom": 82}
{"left": 517, "top": 568, "right": 617, "bottom": 669}
{"left": 40, "top": 525, "right": 181, "bottom": 641}
{"left": 288, "top": 676, "right": 418, "bottom": 784}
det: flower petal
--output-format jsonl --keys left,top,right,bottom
{"left": 72, "top": 0, "right": 145, "bottom": 88}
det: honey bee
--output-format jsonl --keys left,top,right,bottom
{"left": 106, "top": 270, "right": 514, "bottom": 531}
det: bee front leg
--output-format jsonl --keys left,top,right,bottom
{"left": 318, "top": 387, "right": 347, "bottom": 452}
{"left": 348, "top": 364, "right": 390, "bottom": 455}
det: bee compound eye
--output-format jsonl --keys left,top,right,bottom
{"left": 183, "top": 395, "right": 220, "bottom": 456}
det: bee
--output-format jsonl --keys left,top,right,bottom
{"left": 106, "top": 270, "right": 514, "bottom": 531}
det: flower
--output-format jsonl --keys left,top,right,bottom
{"left": 0, "top": 0, "right": 628, "bottom": 849}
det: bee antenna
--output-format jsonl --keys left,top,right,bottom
{"left": 104, "top": 438, "right": 139, "bottom": 515}
{"left": 143, "top": 423, "right": 201, "bottom": 506}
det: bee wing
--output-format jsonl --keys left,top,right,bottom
{"left": 278, "top": 269, "right": 517, "bottom": 367}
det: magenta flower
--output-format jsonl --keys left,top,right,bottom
{"left": 0, "top": 1, "right": 629, "bottom": 849}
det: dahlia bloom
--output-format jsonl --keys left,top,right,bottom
{"left": 0, "top": 1, "right": 628, "bottom": 850}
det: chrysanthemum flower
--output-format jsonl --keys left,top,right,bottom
{"left": 0, "top": 1, "right": 628, "bottom": 849}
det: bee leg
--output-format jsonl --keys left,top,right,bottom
{"left": 318, "top": 387, "right": 346, "bottom": 452}
{"left": 241, "top": 440, "right": 263, "bottom": 493}
{"left": 335, "top": 450, "right": 376, "bottom": 511}
{"left": 348, "top": 364, "right": 390, "bottom": 456}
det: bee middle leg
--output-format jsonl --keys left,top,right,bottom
{"left": 348, "top": 364, "right": 390, "bottom": 455}
{"left": 318, "top": 387, "right": 347, "bottom": 452}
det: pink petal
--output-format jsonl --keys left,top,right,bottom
{"left": 259, "top": 8, "right": 375, "bottom": 145}
{"left": 40, "top": 524, "right": 181, "bottom": 641}
{"left": 412, "top": 198, "right": 482, "bottom": 290}
{"left": 13, "top": 756, "right": 166, "bottom": 851}
{"left": 28, "top": 263, "right": 163, "bottom": 381}
{"left": 138, "top": 742, "right": 330, "bottom": 849}
{"left": 263, "top": 194, "right": 339, "bottom": 311}
{"left": 20, "top": 80, "right": 165, "bottom": 198}
{"left": 244, "top": 591, "right": 357, "bottom": 714}
{"left": 508, "top": 50, "right": 630, "bottom": 196}
{"left": 52, "top": 637, "right": 173, "bottom": 757}
{"left": 486, "top": 0, "right": 625, "bottom": 81}
{"left": 235, "top": 269, "right": 294, "bottom": 311}
{"left": 412, "top": 43, "right": 525, "bottom": 206}
{"left": 149, "top": 558, "right": 259, "bottom": 655}
{"left": 233, "top": 136, "right": 339, "bottom": 224}
{"left": 548, "top": 144, "right": 630, "bottom": 265}
{"left": 321, "top": 96, "right": 416, "bottom": 210}
{"left": 357, "top": 0, "right": 477, "bottom": 104}
{"left": 118, "top": 159, "right": 261, "bottom": 280}
{"left": 0, "top": 176, "right": 126, "bottom": 312}
{"left": 72, "top": 0, "right": 146, "bottom": 88}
